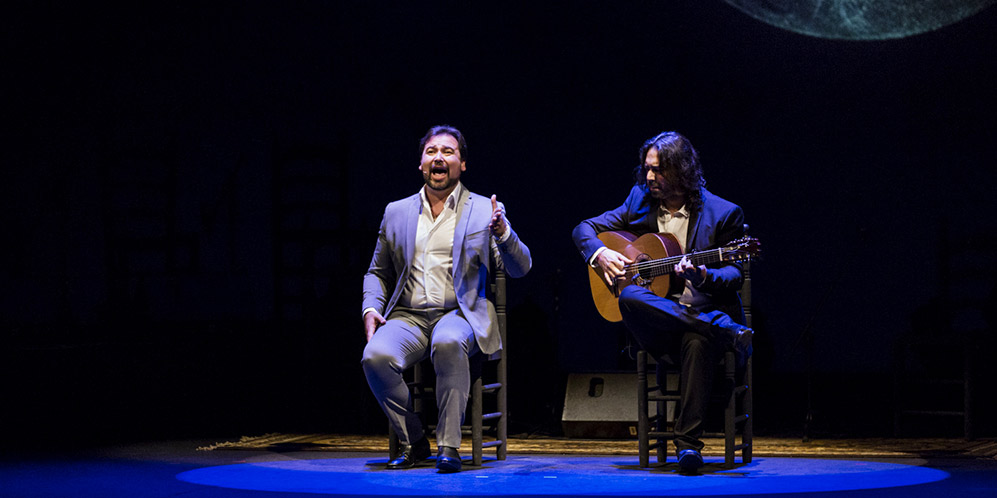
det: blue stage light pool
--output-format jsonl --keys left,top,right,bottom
{"left": 177, "top": 455, "right": 949, "bottom": 496}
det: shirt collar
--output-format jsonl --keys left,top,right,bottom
{"left": 420, "top": 182, "right": 463, "bottom": 212}
{"left": 660, "top": 203, "right": 689, "bottom": 219}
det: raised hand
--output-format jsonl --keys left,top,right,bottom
{"left": 488, "top": 194, "right": 507, "bottom": 238}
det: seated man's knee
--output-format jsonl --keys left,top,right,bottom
{"left": 685, "top": 335, "right": 707, "bottom": 350}
{"left": 361, "top": 344, "right": 396, "bottom": 373}
{"left": 618, "top": 285, "right": 649, "bottom": 310}
{"left": 681, "top": 334, "right": 712, "bottom": 358}
{"left": 431, "top": 338, "right": 466, "bottom": 364}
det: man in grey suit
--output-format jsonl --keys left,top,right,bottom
{"left": 572, "top": 131, "right": 752, "bottom": 472}
{"left": 362, "top": 125, "right": 531, "bottom": 472}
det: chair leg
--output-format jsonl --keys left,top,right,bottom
{"left": 724, "top": 351, "right": 736, "bottom": 468}
{"left": 388, "top": 353, "right": 509, "bottom": 468}
{"left": 655, "top": 397, "right": 667, "bottom": 464}
{"left": 497, "top": 353, "right": 508, "bottom": 461}
{"left": 637, "top": 347, "right": 753, "bottom": 469}
{"left": 472, "top": 375, "right": 483, "bottom": 466}
{"left": 744, "top": 355, "right": 753, "bottom": 463}
{"left": 637, "top": 350, "right": 650, "bottom": 468}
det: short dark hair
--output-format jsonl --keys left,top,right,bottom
{"left": 635, "top": 131, "right": 706, "bottom": 212}
{"left": 419, "top": 125, "right": 467, "bottom": 161}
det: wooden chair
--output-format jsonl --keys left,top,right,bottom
{"left": 636, "top": 247, "right": 754, "bottom": 468}
{"left": 892, "top": 232, "right": 994, "bottom": 440}
{"left": 388, "top": 268, "right": 508, "bottom": 466}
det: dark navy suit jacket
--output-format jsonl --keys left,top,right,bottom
{"left": 572, "top": 185, "right": 746, "bottom": 322}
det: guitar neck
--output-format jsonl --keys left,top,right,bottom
{"left": 635, "top": 248, "right": 727, "bottom": 278}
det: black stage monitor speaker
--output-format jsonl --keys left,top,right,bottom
{"left": 561, "top": 372, "right": 670, "bottom": 439}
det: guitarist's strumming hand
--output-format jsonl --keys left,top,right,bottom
{"left": 488, "top": 194, "right": 507, "bottom": 238}
{"left": 594, "top": 248, "right": 634, "bottom": 288}
{"left": 364, "top": 310, "right": 387, "bottom": 343}
{"left": 675, "top": 254, "right": 706, "bottom": 286}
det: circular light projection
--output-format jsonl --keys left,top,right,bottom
{"left": 724, "top": 0, "right": 995, "bottom": 40}
{"left": 177, "top": 456, "right": 949, "bottom": 495}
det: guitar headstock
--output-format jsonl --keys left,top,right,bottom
{"left": 721, "top": 237, "right": 761, "bottom": 261}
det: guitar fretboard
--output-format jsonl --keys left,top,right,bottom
{"left": 629, "top": 248, "right": 727, "bottom": 279}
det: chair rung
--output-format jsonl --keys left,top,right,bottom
{"left": 734, "top": 385, "right": 748, "bottom": 394}
{"left": 733, "top": 442, "right": 751, "bottom": 451}
{"left": 482, "top": 411, "right": 502, "bottom": 421}
{"left": 482, "top": 382, "right": 502, "bottom": 391}
{"left": 649, "top": 440, "right": 666, "bottom": 450}
{"left": 648, "top": 414, "right": 668, "bottom": 424}
{"left": 481, "top": 440, "right": 504, "bottom": 449}
{"left": 648, "top": 394, "right": 680, "bottom": 402}
{"left": 648, "top": 431, "right": 674, "bottom": 438}
{"left": 735, "top": 414, "right": 749, "bottom": 424}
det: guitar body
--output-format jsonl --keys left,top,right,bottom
{"left": 587, "top": 231, "right": 683, "bottom": 322}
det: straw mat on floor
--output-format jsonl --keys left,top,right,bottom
{"left": 199, "top": 433, "right": 997, "bottom": 459}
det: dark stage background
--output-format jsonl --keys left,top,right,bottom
{"left": 4, "top": 2, "right": 997, "bottom": 448}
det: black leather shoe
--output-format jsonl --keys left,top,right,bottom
{"left": 734, "top": 327, "right": 753, "bottom": 366}
{"left": 435, "top": 446, "right": 462, "bottom": 472}
{"left": 677, "top": 449, "right": 704, "bottom": 472}
{"left": 386, "top": 436, "right": 431, "bottom": 469}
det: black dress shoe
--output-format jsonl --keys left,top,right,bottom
{"left": 386, "top": 436, "right": 431, "bottom": 469}
{"left": 677, "top": 449, "right": 704, "bottom": 472}
{"left": 733, "top": 327, "right": 753, "bottom": 366}
{"left": 435, "top": 446, "right": 462, "bottom": 472}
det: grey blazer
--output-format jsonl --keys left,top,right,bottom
{"left": 362, "top": 185, "right": 532, "bottom": 355}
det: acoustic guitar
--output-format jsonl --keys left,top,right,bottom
{"left": 587, "top": 231, "right": 760, "bottom": 322}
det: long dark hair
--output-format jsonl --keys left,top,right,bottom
{"left": 419, "top": 125, "right": 467, "bottom": 161}
{"left": 635, "top": 131, "right": 705, "bottom": 212}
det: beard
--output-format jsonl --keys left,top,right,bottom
{"left": 647, "top": 181, "right": 683, "bottom": 203}
{"left": 424, "top": 170, "right": 458, "bottom": 192}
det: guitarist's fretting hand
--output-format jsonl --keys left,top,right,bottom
{"left": 594, "top": 248, "right": 634, "bottom": 288}
{"left": 675, "top": 254, "right": 706, "bottom": 286}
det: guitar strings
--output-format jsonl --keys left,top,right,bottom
{"left": 620, "top": 238, "right": 758, "bottom": 278}
{"left": 625, "top": 250, "right": 748, "bottom": 277}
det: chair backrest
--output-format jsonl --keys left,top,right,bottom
{"left": 488, "top": 267, "right": 507, "bottom": 361}
{"left": 740, "top": 224, "right": 752, "bottom": 329}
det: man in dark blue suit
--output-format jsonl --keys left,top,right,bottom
{"left": 572, "top": 131, "right": 752, "bottom": 471}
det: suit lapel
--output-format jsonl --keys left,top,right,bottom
{"left": 687, "top": 192, "right": 713, "bottom": 251}
{"left": 452, "top": 186, "right": 471, "bottom": 277}
{"left": 686, "top": 207, "right": 700, "bottom": 252}
{"left": 645, "top": 196, "right": 660, "bottom": 235}
{"left": 404, "top": 194, "right": 420, "bottom": 265}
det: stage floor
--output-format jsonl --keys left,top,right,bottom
{"left": 2, "top": 437, "right": 996, "bottom": 497}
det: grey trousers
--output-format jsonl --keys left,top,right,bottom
{"left": 361, "top": 307, "right": 478, "bottom": 449}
